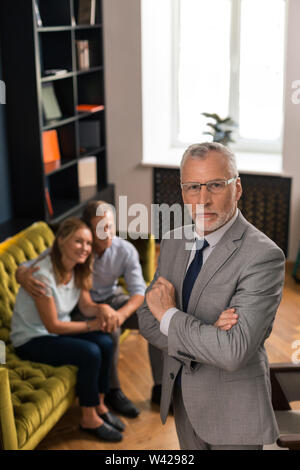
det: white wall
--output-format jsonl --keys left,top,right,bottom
{"left": 103, "top": 0, "right": 300, "bottom": 260}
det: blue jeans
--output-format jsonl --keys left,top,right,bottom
{"left": 15, "top": 332, "right": 114, "bottom": 407}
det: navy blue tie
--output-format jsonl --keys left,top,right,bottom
{"left": 182, "top": 239, "right": 209, "bottom": 313}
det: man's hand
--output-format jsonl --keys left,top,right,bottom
{"left": 116, "top": 294, "right": 144, "bottom": 327}
{"left": 97, "top": 304, "right": 119, "bottom": 333}
{"left": 16, "top": 266, "right": 47, "bottom": 298}
{"left": 116, "top": 309, "right": 128, "bottom": 328}
{"left": 146, "top": 276, "right": 176, "bottom": 323}
{"left": 214, "top": 308, "right": 238, "bottom": 331}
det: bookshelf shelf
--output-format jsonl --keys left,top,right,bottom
{"left": 37, "top": 24, "right": 102, "bottom": 33}
{"left": 76, "top": 65, "right": 103, "bottom": 76}
{"left": 0, "top": 0, "right": 113, "bottom": 227}
{"left": 45, "top": 158, "right": 78, "bottom": 176}
{"left": 79, "top": 145, "right": 105, "bottom": 158}
{"left": 41, "top": 72, "right": 75, "bottom": 82}
{"left": 77, "top": 108, "right": 104, "bottom": 120}
{"left": 74, "top": 24, "right": 102, "bottom": 30}
{"left": 50, "top": 184, "right": 114, "bottom": 225}
{"left": 42, "top": 116, "right": 78, "bottom": 131}
{"left": 40, "top": 67, "right": 104, "bottom": 82}
{"left": 37, "top": 26, "right": 74, "bottom": 32}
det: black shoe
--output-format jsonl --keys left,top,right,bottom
{"left": 105, "top": 389, "right": 140, "bottom": 418}
{"left": 99, "top": 411, "right": 125, "bottom": 432}
{"left": 151, "top": 384, "right": 162, "bottom": 405}
{"left": 80, "top": 421, "right": 123, "bottom": 442}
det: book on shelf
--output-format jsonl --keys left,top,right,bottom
{"left": 45, "top": 187, "right": 54, "bottom": 218}
{"left": 79, "top": 120, "right": 101, "bottom": 152}
{"left": 78, "top": 156, "right": 97, "bottom": 187}
{"left": 44, "top": 160, "right": 61, "bottom": 174}
{"left": 42, "top": 83, "right": 63, "bottom": 122}
{"left": 76, "top": 104, "right": 104, "bottom": 113}
{"left": 43, "top": 69, "right": 69, "bottom": 77}
{"left": 76, "top": 40, "right": 90, "bottom": 70}
{"left": 42, "top": 129, "right": 61, "bottom": 173}
{"left": 34, "top": 0, "right": 43, "bottom": 27}
{"left": 78, "top": 0, "right": 96, "bottom": 25}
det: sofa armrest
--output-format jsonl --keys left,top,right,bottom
{"left": 277, "top": 434, "right": 300, "bottom": 450}
{"left": 0, "top": 367, "right": 18, "bottom": 450}
{"left": 270, "top": 363, "right": 300, "bottom": 410}
{"left": 270, "top": 363, "right": 300, "bottom": 373}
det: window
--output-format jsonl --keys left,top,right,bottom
{"left": 175, "top": 0, "right": 286, "bottom": 152}
{"left": 141, "top": 0, "right": 286, "bottom": 167}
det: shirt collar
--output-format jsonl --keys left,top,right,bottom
{"left": 194, "top": 208, "right": 239, "bottom": 248}
{"left": 94, "top": 236, "right": 116, "bottom": 261}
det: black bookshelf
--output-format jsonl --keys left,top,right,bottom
{"left": 0, "top": 0, "right": 113, "bottom": 241}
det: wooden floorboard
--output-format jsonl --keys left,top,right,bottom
{"left": 36, "top": 262, "right": 300, "bottom": 450}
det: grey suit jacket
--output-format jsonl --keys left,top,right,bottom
{"left": 137, "top": 211, "right": 285, "bottom": 445}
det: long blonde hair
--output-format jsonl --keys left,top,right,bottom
{"left": 50, "top": 217, "right": 93, "bottom": 290}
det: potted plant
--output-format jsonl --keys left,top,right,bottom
{"left": 202, "top": 112, "right": 236, "bottom": 146}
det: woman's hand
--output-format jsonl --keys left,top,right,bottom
{"left": 97, "top": 304, "right": 119, "bottom": 333}
{"left": 88, "top": 317, "right": 106, "bottom": 332}
{"left": 214, "top": 308, "right": 238, "bottom": 331}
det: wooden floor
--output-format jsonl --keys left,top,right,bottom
{"left": 36, "top": 262, "right": 300, "bottom": 450}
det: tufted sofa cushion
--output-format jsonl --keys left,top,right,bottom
{"left": 3, "top": 350, "right": 77, "bottom": 449}
{"left": 0, "top": 222, "right": 77, "bottom": 450}
{"left": 0, "top": 222, "right": 55, "bottom": 346}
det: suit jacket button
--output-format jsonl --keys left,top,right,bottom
{"left": 170, "top": 372, "right": 175, "bottom": 380}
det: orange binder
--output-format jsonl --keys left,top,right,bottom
{"left": 45, "top": 187, "right": 54, "bottom": 218}
{"left": 76, "top": 104, "right": 104, "bottom": 113}
{"left": 42, "top": 130, "right": 61, "bottom": 164}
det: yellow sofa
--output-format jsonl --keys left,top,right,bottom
{"left": 0, "top": 222, "right": 155, "bottom": 450}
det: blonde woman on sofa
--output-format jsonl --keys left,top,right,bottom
{"left": 10, "top": 217, "right": 124, "bottom": 442}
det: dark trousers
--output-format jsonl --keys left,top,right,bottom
{"left": 15, "top": 331, "right": 113, "bottom": 407}
{"left": 99, "top": 290, "right": 163, "bottom": 388}
{"left": 72, "top": 288, "right": 163, "bottom": 390}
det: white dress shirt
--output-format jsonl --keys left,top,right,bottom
{"left": 160, "top": 209, "right": 239, "bottom": 335}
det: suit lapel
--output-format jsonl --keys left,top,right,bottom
{"left": 187, "top": 212, "right": 250, "bottom": 315}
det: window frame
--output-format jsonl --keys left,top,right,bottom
{"left": 172, "top": 0, "right": 287, "bottom": 154}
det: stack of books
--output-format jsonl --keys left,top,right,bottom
{"left": 78, "top": 156, "right": 98, "bottom": 202}
{"left": 76, "top": 40, "right": 90, "bottom": 70}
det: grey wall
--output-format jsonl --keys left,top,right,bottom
{"left": 102, "top": 0, "right": 152, "bottom": 230}
{"left": 0, "top": 39, "right": 12, "bottom": 224}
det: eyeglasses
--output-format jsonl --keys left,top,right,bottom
{"left": 181, "top": 176, "right": 238, "bottom": 195}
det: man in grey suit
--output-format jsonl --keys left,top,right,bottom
{"left": 137, "top": 142, "right": 285, "bottom": 450}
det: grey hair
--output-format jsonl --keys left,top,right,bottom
{"left": 180, "top": 142, "right": 238, "bottom": 179}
